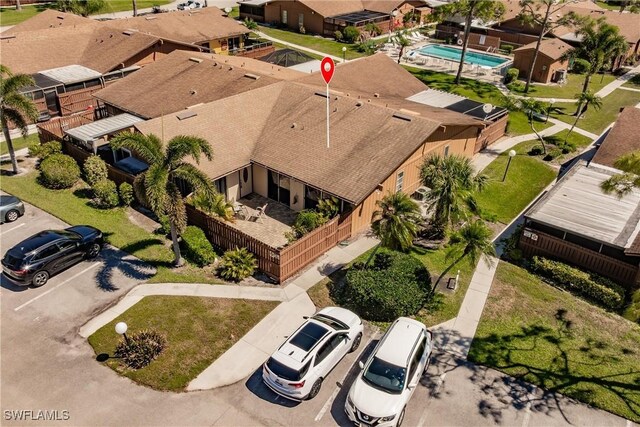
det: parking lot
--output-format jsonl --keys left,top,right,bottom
{"left": 1, "top": 199, "right": 635, "bottom": 427}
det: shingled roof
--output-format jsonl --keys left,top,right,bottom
{"left": 135, "top": 81, "right": 453, "bottom": 204}
{"left": 514, "top": 38, "right": 572, "bottom": 61}
{"left": 2, "top": 9, "right": 95, "bottom": 35}
{"left": 591, "top": 107, "right": 640, "bottom": 169}
{"left": 93, "top": 50, "right": 304, "bottom": 119}
{"left": 105, "top": 7, "right": 250, "bottom": 45}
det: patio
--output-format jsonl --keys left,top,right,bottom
{"left": 228, "top": 194, "right": 297, "bottom": 248}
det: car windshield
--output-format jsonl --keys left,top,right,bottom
{"left": 289, "top": 322, "right": 329, "bottom": 351}
{"left": 362, "top": 357, "right": 406, "bottom": 394}
{"left": 312, "top": 313, "right": 348, "bottom": 331}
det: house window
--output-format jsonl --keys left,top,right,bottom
{"left": 282, "top": 9, "right": 287, "bottom": 24}
{"left": 444, "top": 145, "right": 450, "bottom": 156}
{"left": 396, "top": 171, "right": 404, "bottom": 193}
{"left": 298, "top": 13, "right": 304, "bottom": 27}
{"left": 228, "top": 37, "right": 241, "bottom": 50}
{"left": 214, "top": 176, "right": 227, "bottom": 197}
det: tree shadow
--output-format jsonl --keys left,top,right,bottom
{"left": 95, "top": 246, "right": 156, "bottom": 292}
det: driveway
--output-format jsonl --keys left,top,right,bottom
{"left": 1, "top": 202, "right": 636, "bottom": 426}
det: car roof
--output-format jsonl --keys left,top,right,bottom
{"left": 0, "top": 195, "right": 19, "bottom": 206}
{"left": 375, "top": 318, "right": 426, "bottom": 367}
{"left": 272, "top": 319, "right": 331, "bottom": 369}
{"left": 10, "top": 230, "right": 68, "bottom": 254}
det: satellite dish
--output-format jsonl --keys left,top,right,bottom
{"left": 224, "top": 6, "right": 232, "bottom": 13}
{"left": 482, "top": 103, "right": 493, "bottom": 114}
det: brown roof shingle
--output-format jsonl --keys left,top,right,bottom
{"left": 591, "top": 107, "right": 640, "bottom": 169}
{"left": 105, "top": 7, "right": 249, "bottom": 44}
{"left": 513, "top": 38, "right": 572, "bottom": 60}
{"left": 93, "top": 50, "right": 304, "bottom": 118}
{"left": 3, "top": 9, "right": 95, "bottom": 35}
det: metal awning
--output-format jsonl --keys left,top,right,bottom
{"left": 238, "top": 0, "right": 271, "bottom": 5}
{"left": 326, "top": 10, "right": 389, "bottom": 26}
{"left": 40, "top": 65, "right": 102, "bottom": 85}
{"left": 407, "top": 89, "right": 508, "bottom": 122}
{"left": 22, "top": 73, "right": 64, "bottom": 94}
{"left": 64, "top": 113, "right": 144, "bottom": 144}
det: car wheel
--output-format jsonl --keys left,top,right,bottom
{"left": 86, "top": 243, "right": 101, "bottom": 259}
{"left": 307, "top": 378, "right": 323, "bottom": 400}
{"left": 349, "top": 333, "right": 362, "bottom": 353}
{"left": 5, "top": 209, "right": 19, "bottom": 222}
{"left": 396, "top": 407, "right": 406, "bottom": 427}
{"left": 32, "top": 271, "right": 50, "bottom": 287}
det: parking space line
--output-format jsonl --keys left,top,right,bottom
{"left": 0, "top": 222, "right": 25, "bottom": 236}
{"left": 314, "top": 335, "right": 374, "bottom": 422}
{"left": 417, "top": 373, "right": 446, "bottom": 427}
{"left": 14, "top": 262, "right": 101, "bottom": 312}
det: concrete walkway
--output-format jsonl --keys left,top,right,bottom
{"left": 595, "top": 63, "right": 640, "bottom": 98}
{"left": 79, "top": 234, "right": 379, "bottom": 390}
{"left": 254, "top": 29, "right": 345, "bottom": 63}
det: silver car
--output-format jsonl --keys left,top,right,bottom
{"left": 0, "top": 195, "right": 25, "bottom": 223}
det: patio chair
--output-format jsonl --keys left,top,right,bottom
{"left": 416, "top": 57, "right": 426, "bottom": 66}
{"left": 249, "top": 203, "right": 268, "bottom": 223}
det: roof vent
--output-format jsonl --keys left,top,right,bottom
{"left": 392, "top": 112, "right": 413, "bottom": 122}
{"left": 229, "top": 66, "right": 234, "bottom": 71}
{"left": 398, "top": 108, "right": 420, "bottom": 116}
{"left": 355, "top": 101, "right": 363, "bottom": 107}
{"left": 189, "top": 57, "right": 203, "bottom": 63}
{"left": 145, "top": 16, "right": 157, "bottom": 20}
{"left": 0, "top": 35, "right": 16, "bottom": 40}
{"left": 244, "top": 73, "right": 260, "bottom": 80}
{"left": 57, "top": 15, "right": 65, "bottom": 19}
{"left": 315, "top": 92, "right": 329, "bottom": 98}
{"left": 122, "top": 30, "right": 133, "bottom": 36}
{"left": 374, "top": 93, "right": 380, "bottom": 98}
{"left": 190, "top": 90, "right": 197, "bottom": 95}
{"left": 291, "top": 123, "right": 297, "bottom": 129}
{"left": 177, "top": 111, "right": 197, "bottom": 121}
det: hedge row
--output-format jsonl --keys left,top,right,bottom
{"left": 180, "top": 226, "right": 216, "bottom": 267}
{"left": 531, "top": 256, "right": 626, "bottom": 310}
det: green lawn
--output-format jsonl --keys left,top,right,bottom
{"left": 228, "top": 6, "right": 239, "bottom": 19}
{"left": 595, "top": 0, "right": 622, "bottom": 10}
{"left": 0, "top": 172, "right": 220, "bottom": 284}
{"left": 88, "top": 296, "right": 278, "bottom": 390}
{"left": 308, "top": 245, "right": 475, "bottom": 328}
{"left": 475, "top": 140, "right": 557, "bottom": 224}
{"left": 0, "top": 133, "right": 38, "bottom": 156}
{"left": 257, "top": 25, "right": 365, "bottom": 60}
{"left": 506, "top": 111, "right": 553, "bottom": 136}
{"left": 623, "top": 74, "right": 640, "bottom": 89}
{"left": 468, "top": 261, "right": 640, "bottom": 422}
{"left": 0, "top": 3, "right": 54, "bottom": 26}
{"left": 509, "top": 73, "right": 616, "bottom": 99}
{"left": 551, "top": 89, "right": 640, "bottom": 134}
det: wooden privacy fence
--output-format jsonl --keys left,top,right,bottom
{"left": 58, "top": 87, "right": 102, "bottom": 116}
{"left": 37, "top": 111, "right": 94, "bottom": 142}
{"left": 519, "top": 228, "right": 640, "bottom": 287}
{"left": 475, "top": 114, "right": 509, "bottom": 153}
{"left": 186, "top": 204, "right": 353, "bottom": 283}
{"left": 62, "top": 140, "right": 135, "bottom": 185}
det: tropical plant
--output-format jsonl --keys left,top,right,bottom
{"left": 0, "top": 65, "right": 38, "bottom": 174}
{"left": 29, "top": 140, "right": 62, "bottom": 161}
{"left": 395, "top": 31, "right": 411, "bottom": 65}
{"left": 503, "top": 96, "right": 548, "bottom": 153}
{"left": 432, "top": 0, "right": 505, "bottom": 84}
{"left": 39, "top": 153, "right": 81, "bottom": 189}
{"left": 244, "top": 18, "right": 258, "bottom": 30}
{"left": 180, "top": 226, "right": 216, "bottom": 267}
{"left": 119, "top": 182, "right": 134, "bottom": 206}
{"left": 343, "top": 26, "right": 361, "bottom": 43}
{"left": 560, "top": 17, "right": 628, "bottom": 115}
{"left": 132, "top": 0, "right": 137, "bottom": 16}
{"left": 431, "top": 220, "right": 496, "bottom": 294}
{"left": 190, "top": 191, "right": 234, "bottom": 221}
{"left": 617, "top": 0, "right": 640, "bottom": 13}
{"left": 218, "top": 247, "right": 257, "bottom": 282}
{"left": 601, "top": 150, "right": 640, "bottom": 197}
{"left": 286, "top": 210, "right": 328, "bottom": 241}
{"left": 317, "top": 196, "right": 340, "bottom": 219}
{"left": 518, "top": 0, "right": 580, "bottom": 93}
{"left": 110, "top": 132, "right": 216, "bottom": 266}
{"left": 371, "top": 191, "right": 421, "bottom": 251}
{"left": 420, "top": 155, "right": 487, "bottom": 228}
{"left": 91, "top": 179, "right": 120, "bottom": 209}
{"left": 564, "top": 91, "right": 602, "bottom": 144}
{"left": 83, "top": 155, "right": 108, "bottom": 186}
{"left": 56, "top": 0, "right": 106, "bottom": 16}
{"left": 114, "top": 329, "right": 166, "bottom": 369}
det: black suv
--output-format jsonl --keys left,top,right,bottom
{"left": 2, "top": 226, "right": 103, "bottom": 287}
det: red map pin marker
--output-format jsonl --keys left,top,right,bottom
{"left": 321, "top": 57, "right": 335, "bottom": 84}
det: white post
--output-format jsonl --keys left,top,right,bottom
{"left": 326, "top": 83, "right": 330, "bottom": 149}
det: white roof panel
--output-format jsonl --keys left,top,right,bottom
{"left": 526, "top": 162, "right": 640, "bottom": 248}
{"left": 407, "top": 89, "right": 466, "bottom": 108}
{"left": 289, "top": 60, "right": 322, "bottom": 74}
{"left": 64, "top": 113, "right": 144, "bottom": 143}
{"left": 40, "top": 65, "right": 102, "bottom": 85}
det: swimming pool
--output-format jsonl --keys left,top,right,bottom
{"left": 418, "top": 44, "right": 510, "bottom": 68}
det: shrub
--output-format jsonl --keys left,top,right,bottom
{"left": 531, "top": 256, "right": 625, "bottom": 310}
{"left": 342, "top": 26, "right": 360, "bottom": 43}
{"left": 338, "top": 251, "right": 431, "bottom": 322}
{"left": 364, "top": 22, "right": 382, "bottom": 36}
{"left": 334, "top": 30, "right": 343, "bottom": 41}
{"left": 543, "top": 149, "right": 562, "bottom": 161}
{"left": 243, "top": 17, "right": 258, "bottom": 30}
{"left": 287, "top": 210, "right": 328, "bottom": 241}
{"left": 555, "top": 140, "right": 577, "bottom": 154}
{"left": 114, "top": 329, "right": 166, "bottom": 369}
{"left": 91, "top": 179, "right": 120, "bottom": 209}
{"left": 357, "top": 39, "right": 377, "bottom": 54}
{"left": 504, "top": 68, "right": 520, "bottom": 84}
{"left": 119, "top": 182, "right": 134, "bottom": 206}
{"left": 218, "top": 247, "right": 257, "bottom": 282}
{"left": 83, "top": 155, "right": 108, "bottom": 186}
{"left": 317, "top": 197, "right": 339, "bottom": 219}
{"left": 501, "top": 44, "right": 514, "bottom": 54}
{"left": 39, "top": 153, "right": 80, "bottom": 189}
{"left": 180, "top": 226, "right": 216, "bottom": 267}
{"left": 571, "top": 58, "right": 591, "bottom": 74}
{"left": 155, "top": 214, "right": 172, "bottom": 236}
{"left": 29, "top": 140, "right": 62, "bottom": 160}
{"left": 528, "top": 146, "right": 544, "bottom": 156}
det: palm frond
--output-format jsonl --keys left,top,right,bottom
{"left": 166, "top": 135, "right": 213, "bottom": 166}
{"left": 110, "top": 132, "right": 163, "bottom": 165}
{"left": 1, "top": 107, "right": 30, "bottom": 135}
{"left": 143, "top": 163, "right": 169, "bottom": 215}
{"left": 171, "top": 163, "right": 216, "bottom": 197}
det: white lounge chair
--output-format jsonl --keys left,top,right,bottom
{"left": 249, "top": 203, "right": 268, "bottom": 223}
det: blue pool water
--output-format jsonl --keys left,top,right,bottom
{"left": 418, "top": 44, "right": 509, "bottom": 68}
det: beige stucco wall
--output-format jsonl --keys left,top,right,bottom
{"left": 240, "top": 166, "right": 253, "bottom": 198}
{"left": 289, "top": 179, "right": 305, "bottom": 211}
{"left": 252, "top": 164, "right": 268, "bottom": 198}
{"left": 226, "top": 171, "right": 241, "bottom": 203}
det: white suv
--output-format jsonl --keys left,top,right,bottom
{"left": 345, "top": 317, "right": 433, "bottom": 427}
{"left": 263, "top": 307, "right": 364, "bottom": 401}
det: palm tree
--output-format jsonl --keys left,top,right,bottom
{"left": 110, "top": 132, "right": 217, "bottom": 266}
{"left": 16, "top": 0, "right": 21, "bottom": 11}
{"left": 432, "top": 0, "right": 505, "bottom": 84}
{"left": 503, "top": 96, "right": 548, "bottom": 153}
{"left": 601, "top": 151, "right": 640, "bottom": 198}
{"left": 367, "top": 191, "right": 421, "bottom": 266}
{"left": 132, "top": 0, "right": 138, "bottom": 16}
{"left": 0, "top": 65, "right": 38, "bottom": 175}
{"left": 396, "top": 31, "right": 411, "bottom": 65}
{"left": 560, "top": 17, "right": 628, "bottom": 115}
{"left": 564, "top": 91, "right": 602, "bottom": 144}
{"left": 56, "top": 0, "right": 106, "bottom": 16}
{"left": 191, "top": 191, "right": 234, "bottom": 221}
{"left": 430, "top": 220, "right": 496, "bottom": 294}
{"left": 420, "top": 154, "right": 487, "bottom": 228}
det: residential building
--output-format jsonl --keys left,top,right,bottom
{"left": 591, "top": 107, "right": 640, "bottom": 168}
{"left": 512, "top": 38, "right": 571, "bottom": 83}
